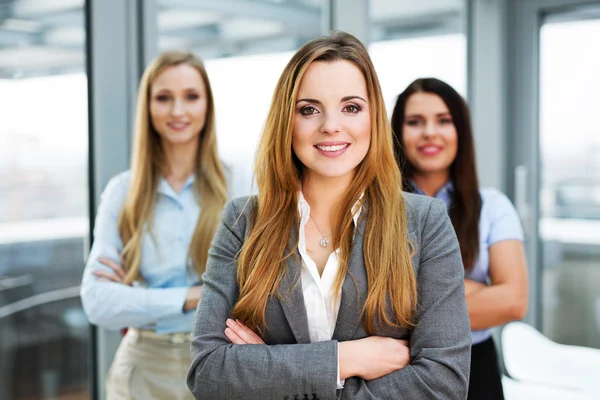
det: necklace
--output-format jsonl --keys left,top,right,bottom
{"left": 309, "top": 214, "right": 330, "bottom": 248}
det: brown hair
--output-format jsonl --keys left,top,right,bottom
{"left": 391, "top": 77, "right": 481, "bottom": 270}
{"left": 232, "top": 31, "right": 417, "bottom": 335}
{"left": 118, "top": 51, "right": 227, "bottom": 284}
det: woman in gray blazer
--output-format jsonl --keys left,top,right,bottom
{"left": 187, "top": 31, "right": 471, "bottom": 400}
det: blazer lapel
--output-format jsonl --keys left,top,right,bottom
{"left": 332, "top": 215, "right": 368, "bottom": 342}
{"left": 278, "top": 229, "right": 312, "bottom": 344}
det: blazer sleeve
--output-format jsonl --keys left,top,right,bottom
{"left": 345, "top": 198, "right": 471, "bottom": 400}
{"left": 187, "top": 199, "right": 339, "bottom": 400}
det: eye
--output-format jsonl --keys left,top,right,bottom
{"left": 405, "top": 119, "right": 421, "bottom": 127}
{"left": 155, "top": 94, "right": 171, "bottom": 102}
{"left": 186, "top": 93, "right": 200, "bottom": 101}
{"left": 300, "top": 105, "right": 318, "bottom": 116}
{"left": 439, "top": 117, "right": 453, "bottom": 124}
{"left": 343, "top": 104, "right": 361, "bottom": 113}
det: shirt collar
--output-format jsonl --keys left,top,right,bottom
{"left": 298, "top": 191, "right": 362, "bottom": 228}
{"left": 157, "top": 174, "right": 196, "bottom": 197}
{"left": 411, "top": 180, "right": 454, "bottom": 209}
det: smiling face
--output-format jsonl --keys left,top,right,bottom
{"left": 291, "top": 60, "right": 371, "bottom": 183}
{"left": 402, "top": 92, "right": 458, "bottom": 179}
{"left": 149, "top": 63, "right": 208, "bottom": 148}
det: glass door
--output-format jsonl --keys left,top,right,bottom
{"left": 538, "top": 11, "right": 600, "bottom": 348}
{"left": 508, "top": 0, "right": 600, "bottom": 349}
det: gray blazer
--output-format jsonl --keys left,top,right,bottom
{"left": 187, "top": 193, "right": 471, "bottom": 400}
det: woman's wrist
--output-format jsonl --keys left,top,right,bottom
{"left": 183, "top": 299, "right": 194, "bottom": 312}
{"left": 183, "top": 286, "right": 201, "bottom": 312}
{"left": 338, "top": 341, "right": 359, "bottom": 380}
{"left": 464, "top": 278, "right": 486, "bottom": 296}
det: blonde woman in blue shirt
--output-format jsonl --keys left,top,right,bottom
{"left": 391, "top": 77, "right": 529, "bottom": 400}
{"left": 80, "top": 51, "right": 227, "bottom": 400}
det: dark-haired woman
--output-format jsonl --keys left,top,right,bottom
{"left": 391, "top": 77, "right": 529, "bottom": 400}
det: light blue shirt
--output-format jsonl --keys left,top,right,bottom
{"left": 80, "top": 171, "right": 201, "bottom": 334}
{"left": 412, "top": 182, "right": 524, "bottom": 344}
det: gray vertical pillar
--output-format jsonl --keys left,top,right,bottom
{"left": 330, "top": 0, "right": 369, "bottom": 44}
{"left": 466, "top": 0, "right": 509, "bottom": 192}
{"left": 139, "top": 0, "right": 159, "bottom": 69}
{"left": 87, "top": 0, "right": 146, "bottom": 398}
{"left": 321, "top": 0, "right": 333, "bottom": 35}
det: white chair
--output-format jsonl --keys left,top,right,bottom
{"left": 502, "top": 375, "right": 594, "bottom": 400}
{"left": 501, "top": 321, "right": 600, "bottom": 398}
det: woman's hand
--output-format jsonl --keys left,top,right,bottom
{"left": 464, "top": 278, "right": 486, "bottom": 296}
{"left": 339, "top": 336, "right": 410, "bottom": 380}
{"left": 184, "top": 286, "right": 202, "bottom": 312}
{"left": 93, "top": 257, "right": 129, "bottom": 284}
{"left": 224, "top": 319, "right": 265, "bottom": 344}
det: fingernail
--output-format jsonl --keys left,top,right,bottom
{"left": 226, "top": 319, "right": 234, "bottom": 327}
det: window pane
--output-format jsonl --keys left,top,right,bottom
{"left": 368, "top": 0, "right": 467, "bottom": 112}
{"left": 0, "top": 0, "right": 90, "bottom": 398}
{"left": 539, "top": 16, "right": 600, "bottom": 349}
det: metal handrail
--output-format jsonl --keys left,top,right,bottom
{"left": 0, "top": 275, "right": 34, "bottom": 292}
{"left": 0, "top": 285, "right": 81, "bottom": 320}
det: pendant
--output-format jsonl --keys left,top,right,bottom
{"left": 319, "top": 236, "right": 329, "bottom": 247}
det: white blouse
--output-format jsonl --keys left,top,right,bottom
{"left": 297, "top": 192, "right": 361, "bottom": 389}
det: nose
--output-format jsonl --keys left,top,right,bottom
{"left": 422, "top": 121, "right": 436, "bottom": 137}
{"left": 170, "top": 98, "right": 185, "bottom": 117}
{"left": 319, "top": 112, "right": 341, "bottom": 135}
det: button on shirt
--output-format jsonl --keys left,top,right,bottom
{"left": 81, "top": 171, "right": 200, "bottom": 334}
{"left": 297, "top": 192, "right": 361, "bottom": 389}
{"left": 412, "top": 182, "right": 524, "bottom": 344}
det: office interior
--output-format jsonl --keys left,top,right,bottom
{"left": 0, "top": 0, "right": 599, "bottom": 399}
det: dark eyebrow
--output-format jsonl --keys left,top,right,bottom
{"left": 342, "top": 95, "right": 367, "bottom": 103}
{"left": 296, "top": 98, "right": 321, "bottom": 105}
{"left": 406, "top": 112, "right": 451, "bottom": 119}
{"left": 296, "top": 95, "right": 367, "bottom": 105}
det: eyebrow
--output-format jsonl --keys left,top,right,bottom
{"left": 296, "top": 95, "right": 367, "bottom": 104}
{"left": 153, "top": 88, "right": 200, "bottom": 93}
{"left": 406, "top": 112, "right": 452, "bottom": 118}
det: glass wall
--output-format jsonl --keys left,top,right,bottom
{"left": 539, "top": 14, "right": 600, "bottom": 349}
{"left": 157, "top": 0, "right": 326, "bottom": 195}
{"left": 368, "top": 0, "right": 466, "bottom": 113}
{"left": 0, "top": 0, "right": 90, "bottom": 399}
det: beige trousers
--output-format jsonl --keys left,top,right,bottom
{"left": 106, "top": 330, "right": 194, "bottom": 400}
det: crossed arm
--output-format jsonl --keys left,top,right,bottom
{"left": 464, "top": 240, "right": 528, "bottom": 330}
{"left": 80, "top": 175, "right": 200, "bottom": 331}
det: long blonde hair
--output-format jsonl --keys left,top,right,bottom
{"left": 232, "top": 32, "right": 417, "bottom": 335}
{"left": 118, "top": 51, "right": 227, "bottom": 284}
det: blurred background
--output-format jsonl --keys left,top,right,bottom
{"left": 0, "top": 0, "right": 598, "bottom": 399}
